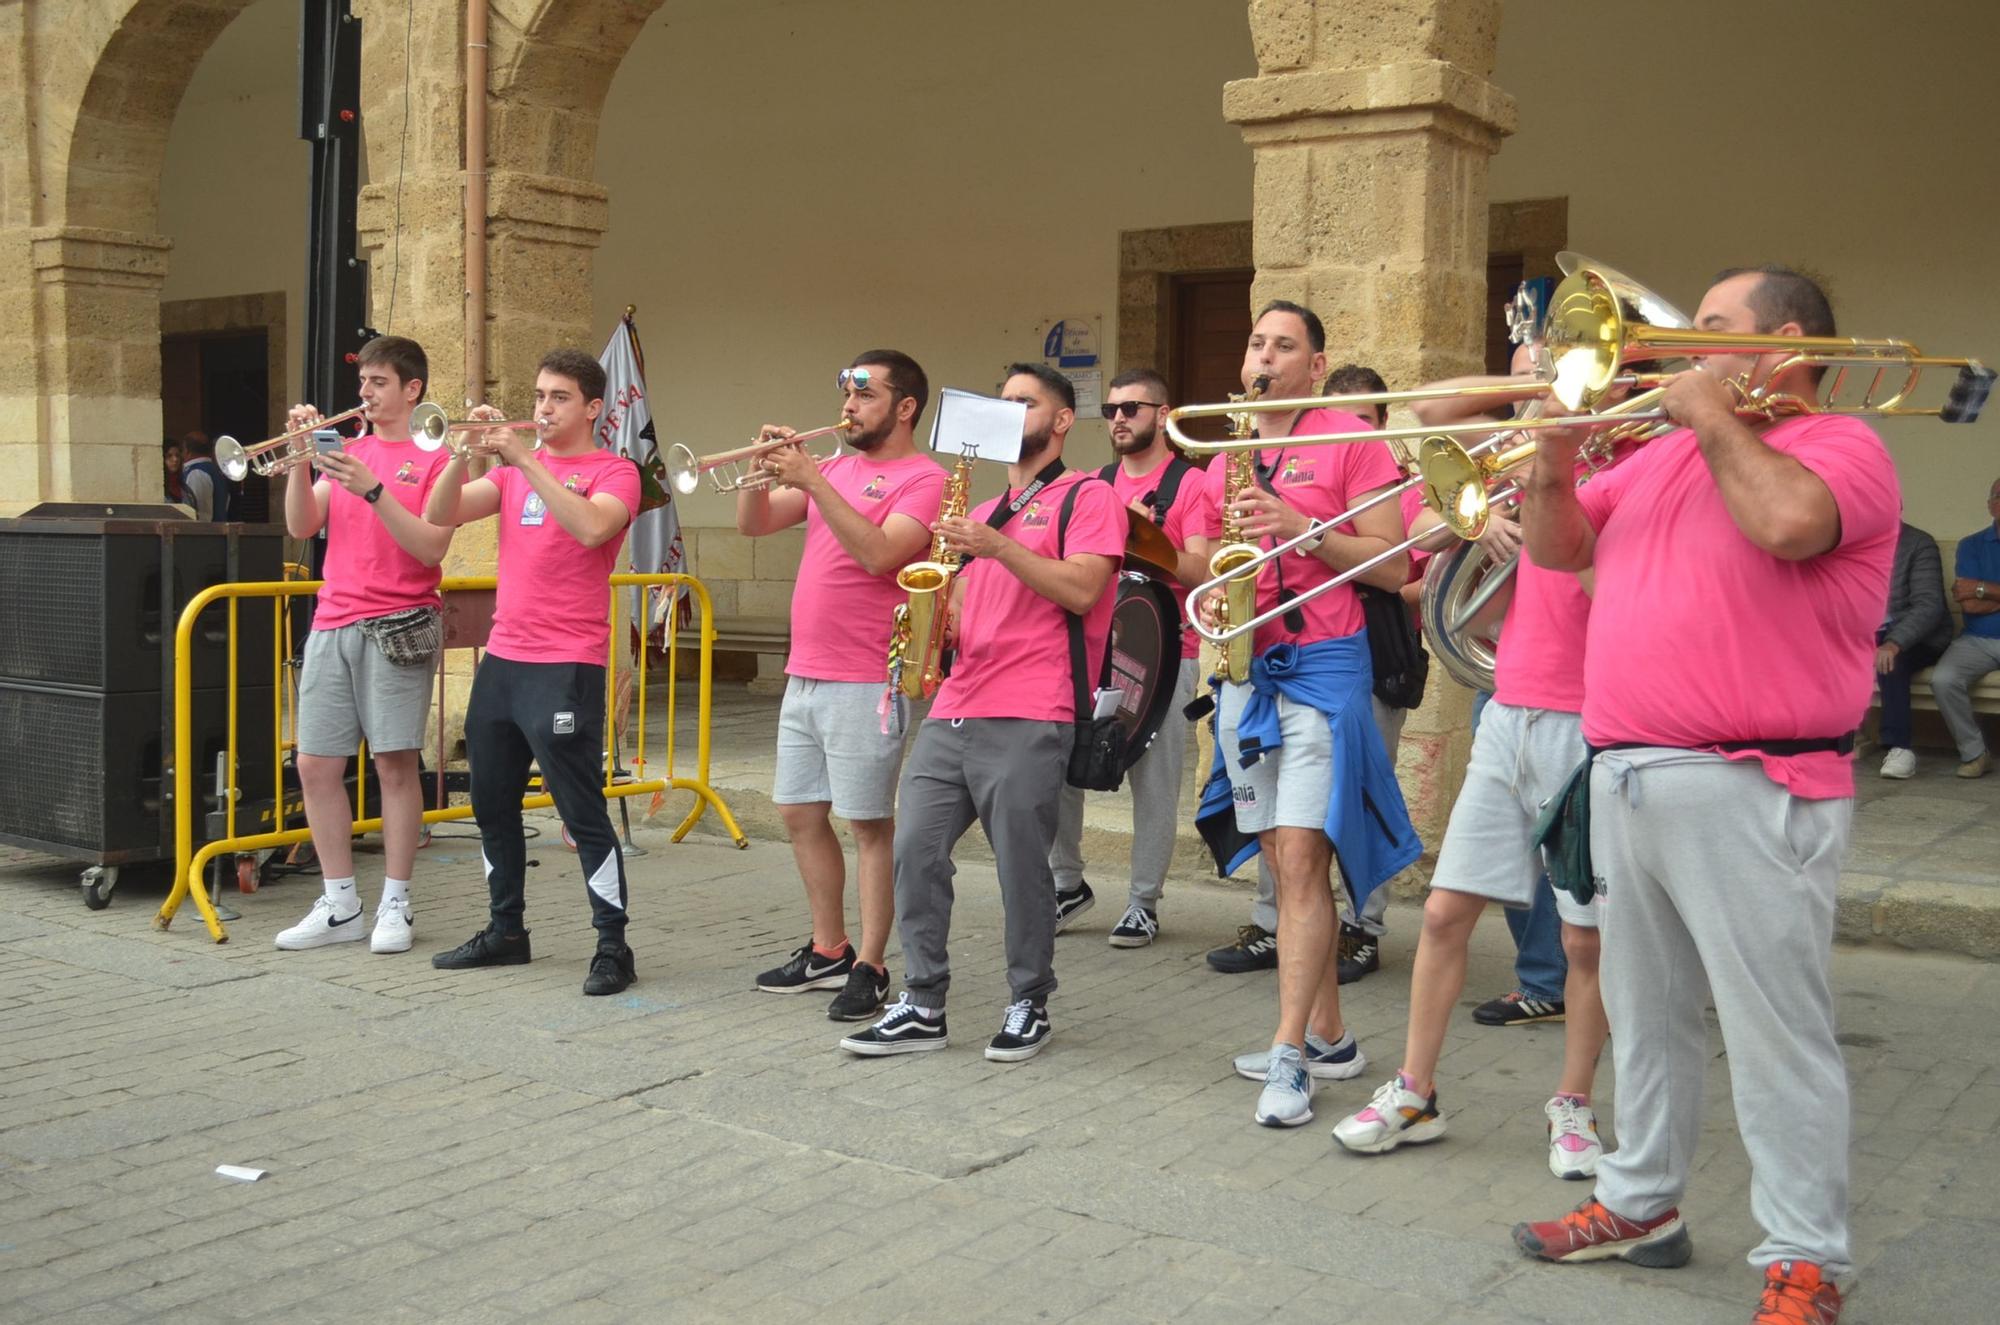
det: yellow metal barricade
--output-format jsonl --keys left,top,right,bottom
{"left": 155, "top": 572, "right": 746, "bottom": 942}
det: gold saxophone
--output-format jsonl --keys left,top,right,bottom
{"left": 887, "top": 450, "right": 975, "bottom": 699}
{"left": 1207, "top": 374, "right": 1271, "bottom": 684}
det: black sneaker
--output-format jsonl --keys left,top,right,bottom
{"left": 839, "top": 994, "right": 948, "bottom": 1056}
{"left": 1107, "top": 905, "right": 1158, "bottom": 949}
{"left": 756, "top": 941, "right": 854, "bottom": 993}
{"left": 583, "top": 944, "right": 635, "bottom": 996}
{"left": 984, "top": 1000, "right": 1052, "bottom": 1062}
{"left": 431, "top": 928, "right": 531, "bottom": 969}
{"left": 1206, "top": 923, "right": 1278, "bottom": 974}
{"left": 1336, "top": 922, "right": 1380, "bottom": 984}
{"left": 1053, "top": 881, "right": 1095, "bottom": 934}
{"left": 1472, "top": 991, "right": 1567, "bottom": 1027}
{"left": 826, "top": 962, "right": 891, "bottom": 1022}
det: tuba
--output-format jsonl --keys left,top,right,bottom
{"left": 887, "top": 449, "right": 974, "bottom": 700}
{"left": 1205, "top": 374, "right": 1272, "bottom": 685}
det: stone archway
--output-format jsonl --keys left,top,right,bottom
{"left": 1, "top": 0, "right": 259, "bottom": 508}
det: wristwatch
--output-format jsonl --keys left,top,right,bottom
{"left": 1293, "top": 529, "right": 1325, "bottom": 558}
{"left": 363, "top": 482, "right": 385, "bottom": 505}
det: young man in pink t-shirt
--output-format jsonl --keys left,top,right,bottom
{"left": 1045, "top": 367, "right": 1210, "bottom": 950}
{"left": 274, "top": 336, "right": 452, "bottom": 957}
{"left": 839, "top": 364, "right": 1125, "bottom": 1063}
{"left": 1334, "top": 344, "right": 1614, "bottom": 1181}
{"left": 1513, "top": 268, "right": 1898, "bottom": 1325}
{"left": 424, "top": 348, "right": 643, "bottom": 998}
{"left": 737, "top": 350, "right": 947, "bottom": 1022}
{"left": 1193, "top": 303, "right": 1413, "bottom": 1130}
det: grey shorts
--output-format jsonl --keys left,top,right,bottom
{"left": 297, "top": 623, "right": 434, "bottom": 757}
{"left": 1429, "top": 699, "right": 1598, "bottom": 929}
{"left": 772, "top": 676, "right": 905, "bottom": 821}
{"left": 1216, "top": 681, "right": 1337, "bottom": 835}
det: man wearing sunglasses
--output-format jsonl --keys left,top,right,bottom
{"left": 739, "top": 351, "right": 947, "bottom": 1023}
{"left": 1046, "top": 369, "right": 1210, "bottom": 948}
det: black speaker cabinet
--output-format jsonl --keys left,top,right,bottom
{"left": 0, "top": 512, "right": 287, "bottom": 864}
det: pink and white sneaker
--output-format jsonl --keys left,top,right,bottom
{"left": 1545, "top": 1093, "right": 1602, "bottom": 1180}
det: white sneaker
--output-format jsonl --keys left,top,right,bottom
{"left": 1879, "top": 747, "right": 1917, "bottom": 779}
{"left": 370, "top": 900, "right": 414, "bottom": 954}
{"left": 275, "top": 895, "right": 365, "bottom": 950}
{"left": 1545, "top": 1094, "right": 1602, "bottom": 1180}
{"left": 1233, "top": 1030, "right": 1367, "bottom": 1082}
{"left": 1332, "top": 1075, "right": 1446, "bottom": 1154}
{"left": 1253, "top": 1043, "right": 1315, "bottom": 1128}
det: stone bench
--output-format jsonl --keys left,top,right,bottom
{"left": 677, "top": 614, "right": 791, "bottom": 691}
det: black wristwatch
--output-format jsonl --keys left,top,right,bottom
{"left": 363, "top": 482, "right": 385, "bottom": 505}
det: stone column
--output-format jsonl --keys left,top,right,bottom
{"left": 1, "top": 227, "right": 174, "bottom": 508}
{"left": 1226, "top": 0, "right": 1516, "bottom": 854}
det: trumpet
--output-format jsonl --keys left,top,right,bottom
{"left": 410, "top": 402, "right": 548, "bottom": 458}
{"left": 665, "top": 420, "right": 856, "bottom": 495}
{"left": 215, "top": 405, "right": 371, "bottom": 480}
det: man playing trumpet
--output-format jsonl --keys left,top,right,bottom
{"left": 274, "top": 335, "right": 453, "bottom": 956}
{"left": 738, "top": 350, "right": 947, "bottom": 1022}
{"left": 425, "top": 348, "right": 643, "bottom": 997}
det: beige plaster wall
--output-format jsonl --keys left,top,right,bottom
{"left": 589, "top": 0, "right": 1259, "bottom": 546}
{"left": 157, "top": 0, "right": 313, "bottom": 410}
{"left": 1489, "top": 0, "right": 2000, "bottom": 538}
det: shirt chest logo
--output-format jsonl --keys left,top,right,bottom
{"left": 395, "top": 461, "right": 418, "bottom": 484}
{"left": 860, "top": 475, "right": 888, "bottom": 501}
{"left": 1277, "top": 457, "right": 1316, "bottom": 486}
{"left": 563, "top": 474, "right": 585, "bottom": 492}
{"left": 521, "top": 493, "right": 547, "bottom": 527}
{"left": 1020, "top": 499, "right": 1050, "bottom": 529}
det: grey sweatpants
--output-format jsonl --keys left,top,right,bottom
{"left": 1051, "top": 658, "right": 1201, "bottom": 910}
{"left": 1590, "top": 749, "right": 1853, "bottom": 1279}
{"left": 1931, "top": 633, "right": 2000, "bottom": 761}
{"left": 893, "top": 716, "right": 1074, "bottom": 1010}
{"left": 1249, "top": 696, "right": 1404, "bottom": 936}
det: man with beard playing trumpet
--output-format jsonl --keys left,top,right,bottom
{"left": 740, "top": 351, "right": 947, "bottom": 1022}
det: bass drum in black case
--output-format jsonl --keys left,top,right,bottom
{"left": 1103, "top": 572, "right": 1183, "bottom": 771}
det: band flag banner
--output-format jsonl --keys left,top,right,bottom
{"left": 597, "top": 309, "right": 688, "bottom": 642}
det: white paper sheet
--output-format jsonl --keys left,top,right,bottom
{"left": 930, "top": 388, "right": 1026, "bottom": 464}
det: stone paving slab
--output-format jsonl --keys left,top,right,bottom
{"left": 2, "top": 812, "right": 1998, "bottom": 1322}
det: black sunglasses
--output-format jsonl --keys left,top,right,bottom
{"left": 1099, "top": 400, "right": 1165, "bottom": 421}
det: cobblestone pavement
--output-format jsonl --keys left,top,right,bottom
{"left": 2, "top": 809, "right": 1997, "bottom": 1325}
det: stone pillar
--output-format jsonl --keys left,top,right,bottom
{"left": 1, "top": 227, "right": 174, "bottom": 508}
{"left": 1226, "top": 0, "right": 1516, "bottom": 854}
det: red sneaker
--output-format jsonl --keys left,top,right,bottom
{"left": 1753, "top": 1260, "right": 1842, "bottom": 1324}
{"left": 1512, "top": 1198, "right": 1692, "bottom": 1266}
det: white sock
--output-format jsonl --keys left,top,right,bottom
{"left": 380, "top": 878, "right": 410, "bottom": 909}
{"left": 323, "top": 877, "right": 359, "bottom": 913}
{"left": 912, "top": 1005, "right": 942, "bottom": 1019}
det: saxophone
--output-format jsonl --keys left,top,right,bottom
{"left": 1207, "top": 373, "right": 1271, "bottom": 684}
{"left": 887, "top": 450, "right": 975, "bottom": 699}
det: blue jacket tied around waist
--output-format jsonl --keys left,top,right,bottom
{"left": 1194, "top": 632, "right": 1422, "bottom": 909}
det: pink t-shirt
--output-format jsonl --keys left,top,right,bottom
{"left": 312, "top": 436, "right": 451, "bottom": 630}
{"left": 786, "top": 452, "right": 948, "bottom": 682}
{"left": 1194, "top": 409, "right": 1405, "bottom": 652}
{"left": 1104, "top": 453, "right": 1207, "bottom": 660}
{"left": 1491, "top": 555, "right": 1589, "bottom": 713}
{"left": 930, "top": 470, "right": 1127, "bottom": 723}
{"left": 485, "top": 448, "right": 641, "bottom": 667}
{"left": 1576, "top": 413, "right": 1900, "bottom": 798}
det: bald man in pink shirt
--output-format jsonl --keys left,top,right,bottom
{"left": 1512, "top": 267, "right": 1897, "bottom": 1325}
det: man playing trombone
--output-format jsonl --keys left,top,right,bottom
{"left": 274, "top": 335, "right": 453, "bottom": 956}
{"left": 1512, "top": 267, "right": 1897, "bottom": 1325}
{"left": 738, "top": 350, "right": 947, "bottom": 1022}
{"left": 424, "top": 348, "right": 644, "bottom": 997}
{"left": 1191, "top": 301, "right": 1420, "bottom": 1128}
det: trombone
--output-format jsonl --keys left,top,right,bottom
{"left": 215, "top": 404, "right": 370, "bottom": 480}
{"left": 665, "top": 420, "right": 856, "bottom": 495}
{"left": 410, "top": 402, "right": 548, "bottom": 458}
